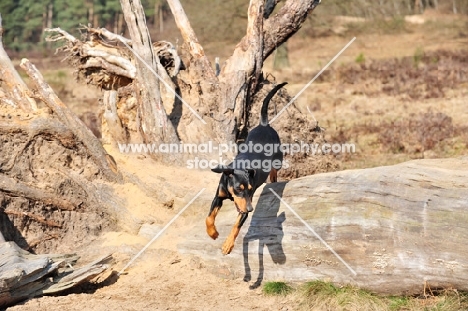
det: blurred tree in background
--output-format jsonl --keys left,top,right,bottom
{"left": 0, "top": 0, "right": 466, "bottom": 53}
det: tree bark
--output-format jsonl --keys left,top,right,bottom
{"left": 120, "top": 0, "right": 180, "bottom": 151}
{"left": 0, "top": 242, "right": 112, "bottom": 309}
{"left": 216, "top": 0, "right": 265, "bottom": 142}
{"left": 19, "top": 59, "right": 121, "bottom": 183}
{"left": 262, "top": 0, "right": 321, "bottom": 60}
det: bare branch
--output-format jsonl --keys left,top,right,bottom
{"left": 166, "top": 0, "right": 216, "bottom": 80}
{"left": 263, "top": 0, "right": 321, "bottom": 59}
{"left": 120, "top": 0, "right": 180, "bottom": 149}
{"left": 44, "top": 27, "right": 78, "bottom": 43}
{"left": 93, "top": 27, "right": 132, "bottom": 46}
{"left": 166, "top": 0, "right": 203, "bottom": 57}
{"left": 0, "top": 174, "right": 76, "bottom": 211}
{"left": 81, "top": 48, "right": 136, "bottom": 78}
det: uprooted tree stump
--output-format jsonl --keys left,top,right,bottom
{"left": 0, "top": 12, "right": 125, "bottom": 254}
{"left": 42, "top": 0, "right": 335, "bottom": 178}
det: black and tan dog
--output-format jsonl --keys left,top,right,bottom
{"left": 206, "top": 82, "right": 287, "bottom": 255}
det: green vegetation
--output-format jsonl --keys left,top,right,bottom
{"left": 0, "top": 0, "right": 167, "bottom": 51}
{"left": 262, "top": 280, "right": 468, "bottom": 311}
{"left": 301, "top": 280, "right": 386, "bottom": 310}
{"left": 388, "top": 296, "right": 411, "bottom": 310}
{"left": 2, "top": 0, "right": 467, "bottom": 53}
{"left": 262, "top": 281, "right": 292, "bottom": 296}
{"left": 355, "top": 52, "right": 365, "bottom": 64}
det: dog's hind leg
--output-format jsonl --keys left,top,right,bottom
{"left": 222, "top": 212, "right": 248, "bottom": 255}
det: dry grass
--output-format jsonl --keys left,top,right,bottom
{"left": 278, "top": 48, "right": 468, "bottom": 170}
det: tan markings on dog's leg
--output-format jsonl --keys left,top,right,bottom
{"left": 222, "top": 213, "right": 242, "bottom": 255}
{"left": 269, "top": 168, "right": 278, "bottom": 183}
{"left": 206, "top": 187, "right": 228, "bottom": 239}
{"left": 218, "top": 187, "right": 228, "bottom": 198}
{"left": 233, "top": 196, "right": 248, "bottom": 213}
{"left": 206, "top": 207, "right": 220, "bottom": 239}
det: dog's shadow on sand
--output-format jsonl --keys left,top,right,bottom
{"left": 243, "top": 182, "right": 287, "bottom": 290}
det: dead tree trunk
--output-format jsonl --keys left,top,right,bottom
{"left": 119, "top": 0, "right": 179, "bottom": 151}
{"left": 0, "top": 242, "right": 113, "bottom": 309}
{"left": 168, "top": 0, "right": 322, "bottom": 142}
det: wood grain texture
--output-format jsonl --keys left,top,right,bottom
{"left": 19, "top": 59, "right": 122, "bottom": 183}
{"left": 0, "top": 242, "right": 112, "bottom": 308}
{"left": 178, "top": 157, "right": 468, "bottom": 294}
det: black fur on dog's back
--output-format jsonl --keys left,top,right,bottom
{"left": 234, "top": 82, "right": 287, "bottom": 188}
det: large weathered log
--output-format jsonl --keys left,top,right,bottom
{"left": 179, "top": 157, "right": 468, "bottom": 294}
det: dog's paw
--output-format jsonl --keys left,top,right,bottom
{"left": 207, "top": 227, "right": 219, "bottom": 240}
{"left": 221, "top": 238, "right": 235, "bottom": 255}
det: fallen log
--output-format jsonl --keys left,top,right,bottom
{"left": 179, "top": 157, "right": 468, "bottom": 295}
{"left": 0, "top": 241, "right": 113, "bottom": 308}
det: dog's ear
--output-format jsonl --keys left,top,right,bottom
{"left": 248, "top": 169, "right": 255, "bottom": 178}
{"left": 211, "top": 165, "right": 234, "bottom": 175}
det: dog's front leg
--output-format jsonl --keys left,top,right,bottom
{"left": 222, "top": 212, "right": 249, "bottom": 255}
{"left": 206, "top": 196, "right": 224, "bottom": 239}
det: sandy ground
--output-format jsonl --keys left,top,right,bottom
{"left": 8, "top": 149, "right": 300, "bottom": 311}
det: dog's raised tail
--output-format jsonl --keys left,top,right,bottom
{"left": 260, "top": 82, "right": 288, "bottom": 126}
